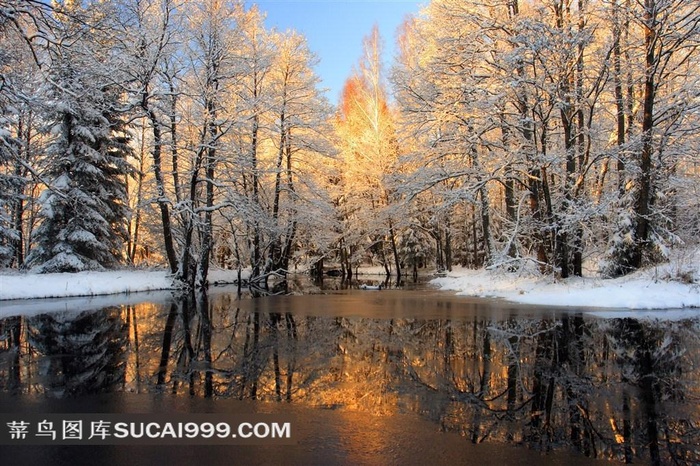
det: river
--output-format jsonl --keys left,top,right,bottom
{"left": 1, "top": 278, "right": 698, "bottom": 465}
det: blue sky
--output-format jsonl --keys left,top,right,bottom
{"left": 247, "top": 1, "right": 424, "bottom": 103}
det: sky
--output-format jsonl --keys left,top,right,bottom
{"left": 246, "top": 0, "right": 424, "bottom": 104}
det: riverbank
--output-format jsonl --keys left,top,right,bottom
{"left": 0, "top": 265, "right": 399, "bottom": 302}
{"left": 0, "top": 268, "right": 250, "bottom": 302}
{"left": 431, "top": 251, "right": 700, "bottom": 310}
{"left": 2, "top": 252, "right": 698, "bottom": 311}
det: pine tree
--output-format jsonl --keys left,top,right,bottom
{"left": 28, "top": 308, "right": 128, "bottom": 394}
{"left": 27, "top": 2, "right": 132, "bottom": 273}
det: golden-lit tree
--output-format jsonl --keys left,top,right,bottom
{"left": 265, "top": 30, "right": 335, "bottom": 273}
{"left": 3, "top": 0, "right": 698, "bottom": 283}
{"left": 335, "top": 26, "right": 402, "bottom": 279}
{"left": 393, "top": 0, "right": 700, "bottom": 277}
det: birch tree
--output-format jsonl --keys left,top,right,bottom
{"left": 336, "top": 26, "right": 402, "bottom": 278}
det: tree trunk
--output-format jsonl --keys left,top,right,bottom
{"left": 613, "top": 0, "right": 627, "bottom": 195}
{"left": 570, "top": 0, "right": 588, "bottom": 278}
{"left": 557, "top": 89, "right": 574, "bottom": 279}
{"left": 478, "top": 186, "right": 493, "bottom": 266}
{"left": 251, "top": 111, "right": 262, "bottom": 278}
{"left": 11, "top": 161, "right": 24, "bottom": 268}
{"left": 197, "top": 85, "right": 218, "bottom": 287}
{"left": 389, "top": 220, "right": 401, "bottom": 281}
{"left": 631, "top": 0, "right": 658, "bottom": 270}
{"left": 10, "top": 113, "right": 31, "bottom": 268}
{"left": 271, "top": 107, "right": 286, "bottom": 270}
{"left": 471, "top": 204, "right": 479, "bottom": 267}
{"left": 129, "top": 122, "right": 146, "bottom": 264}
{"left": 145, "top": 106, "right": 178, "bottom": 274}
{"left": 179, "top": 135, "right": 206, "bottom": 286}
{"left": 197, "top": 142, "right": 215, "bottom": 287}
{"left": 167, "top": 74, "right": 182, "bottom": 205}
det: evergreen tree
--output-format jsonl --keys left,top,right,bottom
{"left": 28, "top": 308, "right": 128, "bottom": 394}
{"left": 27, "top": 1, "right": 132, "bottom": 273}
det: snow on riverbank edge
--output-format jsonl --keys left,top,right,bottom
{"left": 0, "top": 270, "right": 175, "bottom": 301}
{"left": 2, "top": 259, "right": 699, "bottom": 317}
{"left": 431, "top": 266, "right": 700, "bottom": 311}
{"left": 0, "top": 268, "right": 248, "bottom": 302}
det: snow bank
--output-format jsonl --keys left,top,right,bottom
{"left": 356, "top": 266, "right": 394, "bottom": 276}
{"left": 432, "top": 266, "right": 700, "bottom": 310}
{"left": 0, "top": 268, "right": 254, "bottom": 318}
{"left": 0, "top": 267, "right": 252, "bottom": 304}
{"left": 584, "top": 309, "right": 700, "bottom": 321}
{"left": 209, "top": 268, "right": 251, "bottom": 284}
{"left": 0, "top": 270, "right": 176, "bottom": 301}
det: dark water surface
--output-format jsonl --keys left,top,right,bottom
{"left": 1, "top": 281, "right": 699, "bottom": 465}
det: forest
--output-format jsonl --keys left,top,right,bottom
{"left": 1, "top": 0, "right": 699, "bottom": 288}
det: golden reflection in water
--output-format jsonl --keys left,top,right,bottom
{"left": 123, "top": 302, "right": 166, "bottom": 393}
{"left": 3, "top": 295, "right": 700, "bottom": 464}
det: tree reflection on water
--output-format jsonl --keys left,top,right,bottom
{"left": 1, "top": 291, "right": 699, "bottom": 465}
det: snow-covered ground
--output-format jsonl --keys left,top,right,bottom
{"left": 2, "top": 252, "right": 699, "bottom": 320}
{"left": 0, "top": 269, "right": 175, "bottom": 301}
{"left": 431, "top": 255, "right": 700, "bottom": 311}
{"left": 355, "top": 266, "right": 395, "bottom": 276}
{"left": 0, "top": 268, "right": 247, "bottom": 301}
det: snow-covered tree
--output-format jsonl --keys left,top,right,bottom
{"left": 0, "top": 0, "right": 51, "bottom": 267}
{"left": 27, "top": 0, "right": 132, "bottom": 272}
{"left": 334, "top": 26, "right": 402, "bottom": 278}
{"left": 117, "top": 0, "right": 182, "bottom": 274}
{"left": 605, "top": 0, "right": 700, "bottom": 276}
{"left": 264, "top": 30, "right": 335, "bottom": 273}
{"left": 393, "top": 0, "right": 700, "bottom": 278}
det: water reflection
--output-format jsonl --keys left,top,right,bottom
{"left": 1, "top": 290, "right": 699, "bottom": 465}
